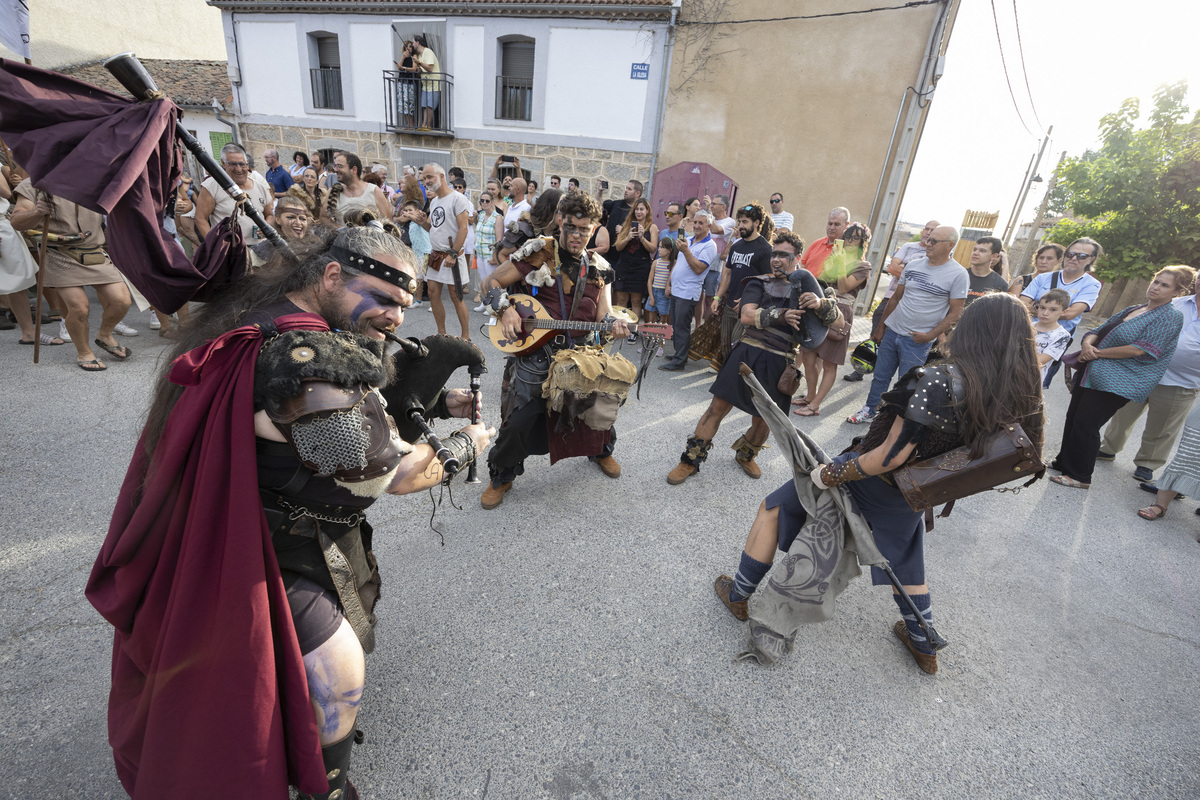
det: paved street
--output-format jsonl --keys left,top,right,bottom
{"left": 2, "top": 297, "right": 1197, "bottom": 799}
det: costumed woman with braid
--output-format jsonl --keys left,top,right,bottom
{"left": 714, "top": 293, "right": 1044, "bottom": 674}
{"left": 479, "top": 191, "right": 631, "bottom": 509}
{"left": 86, "top": 226, "right": 494, "bottom": 799}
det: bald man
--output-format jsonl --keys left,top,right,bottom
{"left": 262, "top": 148, "right": 294, "bottom": 198}
{"left": 847, "top": 225, "right": 967, "bottom": 424}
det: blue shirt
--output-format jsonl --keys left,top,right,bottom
{"left": 1021, "top": 270, "right": 1102, "bottom": 334}
{"left": 670, "top": 235, "right": 717, "bottom": 301}
{"left": 1160, "top": 294, "right": 1200, "bottom": 389}
{"left": 264, "top": 164, "right": 293, "bottom": 194}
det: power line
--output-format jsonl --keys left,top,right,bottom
{"left": 676, "top": 0, "right": 944, "bottom": 27}
{"left": 989, "top": 0, "right": 1035, "bottom": 137}
{"left": 1010, "top": 0, "right": 1045, "bottom": 133}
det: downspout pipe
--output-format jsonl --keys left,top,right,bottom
{"left": 646, "top": 0, "right": 679, "bottom": 196}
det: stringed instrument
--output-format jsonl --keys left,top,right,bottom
{"left": 488, "top": 294, "right": 672, "bottom": 356}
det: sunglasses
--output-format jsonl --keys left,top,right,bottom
{"left": 664, "top": 211, "right": 679, "bottom": 217}
{"left": 1065, "top": 251, "right": 1094, "bottom": 260}
{"left": 770, "top": 199, "right": 782, "bottom": 204}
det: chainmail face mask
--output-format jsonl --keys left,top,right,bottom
{"left": 288, "top": 407, "right": 371, "bottom": 475}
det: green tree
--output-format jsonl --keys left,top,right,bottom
{"left": 1047, "top": 81, "right": 1200, "bottom": 279}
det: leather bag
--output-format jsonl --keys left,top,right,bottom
{"left": 777, "top": 362, "right": 801, "bottom": 396}
{"left": 893, "top": 422, "right": 1044, "bottom": 512}
{"left": 823, "top": 301, "right": 853, "bottom": 343}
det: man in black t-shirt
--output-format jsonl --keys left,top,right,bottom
{"left": 965, "top": 235, "right": 1010, "bottom": 305}
{"left": 709, "top": 203, "right": 774, "bottom": 366}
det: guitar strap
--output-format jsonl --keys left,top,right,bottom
{"left": 555, "top": 248, "right": 590, "bottom": 347}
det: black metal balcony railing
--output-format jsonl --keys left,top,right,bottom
{"left": 495, "top": 75, "right": 533, "bottom": 121}
{"left": 383, "top": 70, "right": 454, "bottom": 135}
{"left": 311, "top": 67, "right": 343, "bottom": 110}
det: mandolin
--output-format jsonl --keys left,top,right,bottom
{"left": 487, "top": 294, "right": 672, "bottom": 355}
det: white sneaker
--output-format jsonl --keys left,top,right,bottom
{"left": 474, "top": 304, "right": 486, "bottom": 312}
{"left": 846, "top": 405, "right": 877, "bottom": 424}
{"left": 57, "top": 320, "right": 71, "bottom": 342}
{"left": 114, "top": 321, "right": 140, "bottom": 336}
{"left": 148, "top": 311, "right": 161, "bottom": 330}
{"left": 656, "top": 345, "right": 664, "bottom": 357}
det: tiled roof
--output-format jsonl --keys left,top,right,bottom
{"left": 207, "top": 1, "right": 673, "bottom": 20}
{"left": 58, "top": 59, "right": 232, "bottom": 109}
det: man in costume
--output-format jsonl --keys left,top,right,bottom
{"left": 86, "top": 227, "right": 494, "bottom": 799}
{"left": 326, "top": 151, "right": 394, "bottom": 226}
{"left": 667, "top": 232, "right": 840, "bottom": 484}
{"left": 479, "top": 191, "right": 631, "bottom": 509}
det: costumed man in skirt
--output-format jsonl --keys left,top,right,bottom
{"left": 87, "top": 227, "right": 494, "bottom": 799}
{"left": 480, "top": 191, "right": 632, "bottom": 509}
{"left": 667, "top": 231, "right": 841, "bottom": 484}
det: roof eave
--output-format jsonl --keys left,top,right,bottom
{"left": 206, "top": 1, "right": 672, "bottom": 20}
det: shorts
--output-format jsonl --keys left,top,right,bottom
{"left": 285, "top": 574, "right": 343, "bottom": 655}
{"left": 651, "top": 287, "right": 672, "bottom": 315}
{"left": 702, "top": 270, "right": 721, "bottom": 297}
{"left": 421, "top": 89, "right": 441, "bottom": 110}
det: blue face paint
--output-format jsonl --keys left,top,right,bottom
{"left": 344, "top": 278, "right": 402, "bottom": 329}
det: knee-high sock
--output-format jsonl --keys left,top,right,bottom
{"left": 893, "top": 592, "right": 934, "bottom": 654}
{"left": 730, "top": 551, "right": 772, "bottom": 602}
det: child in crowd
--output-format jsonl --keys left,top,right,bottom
{"left": 1033, "top": 288, "right": 1073, "bottom": 385}
{"left": 646, "top": 236, "right": 676, "bottom": 325}
{"left": 399, "top": 199, "right": 431, "bottom": 307}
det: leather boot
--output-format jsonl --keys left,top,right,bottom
{"left": 591, "top": 455, "right": 621, "bottom": 478}
{"left": 893, "top": 620, "right": 938, "bottom": 674}
{"left": 298, "top": 729, "right": 359, "bottom": 800}
{"left": 481, "top": 480, "right": 512, "bottom": 510}
{"left": 668, "top": 436, "right": 712, "bottom": 485}
{"left": 731, "top": 434, "right": 767, "bottom": 479}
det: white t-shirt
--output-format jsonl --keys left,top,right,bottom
{"left": 711, "top": 215, "right": 736, "bottom": 256}
{"left": 1035, "top": 324, "right": 1073, "bottom": 382}
{"left": 770, "top": 211, "right": 794, "bottom": 231}
{"left": 426, "top": 190, "right": 472, "bottom": 285}
{"left": 201, "top": 175, "right": 273, "bottom": 241}
{"left": 504, "top": 198, "right": 531, "bottom": 233}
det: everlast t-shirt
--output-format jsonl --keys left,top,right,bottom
{"left": 725, "top": 235, "right": 773, "bottom": 305}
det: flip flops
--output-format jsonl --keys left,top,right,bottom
{"left": 94, "top": 338, "right": 131, "bottom": 360}
{"left": 77, "top": 358, "right": 107, "bottom": 372}
{"left": 1050, "top": 474, "right": 1090, "bottom": 490}
{"left": 20, "top": 334, "right": 65, "bottom": 346}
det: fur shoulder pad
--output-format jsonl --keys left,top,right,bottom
{"left": 255, "top": 329, "right": 387, "bottom": 408}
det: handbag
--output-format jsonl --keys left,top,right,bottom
{"left": 893, "top": 422, "right": 1045, "bottom": 513}
{"left": 824, "top": 301, "right": 853, "bottom": 343}
{"left": 777, "top": 362, "right": 801, "bottom": 396}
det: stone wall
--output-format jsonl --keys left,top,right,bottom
{"left": 238, "top": 122, "right": 650, "bottom": 200}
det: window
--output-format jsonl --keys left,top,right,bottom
{"left": 496, "top": 37, "right": 534, "bottom": 121}
{"left": 209, "top": 131, "right": 232, "bottom": 160}
{"left": 310, "top": 33, "right": 343, "bottom": 110}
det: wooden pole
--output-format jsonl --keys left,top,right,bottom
{"left": 32, "top": 214, "right": 48, "bottom": 364}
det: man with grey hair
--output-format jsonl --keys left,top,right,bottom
{"left": 262, "top": 148, "right": 294, "bottom": 198}
{"left": 195, "top": 142, "right": 274, "bottom": 242}
{"left": 801, "top": 206, "right": 850, "bottom": 277}
{"left": 659, "top": 210, "right": 720, "bottom": 371}
{"left": 420, "top": 162, "right": 473, "bottom": 339}
{"left": 87, "top": 227, "right": 494, "bottom": 798}
{"left": 848, "top": 225, "right": 967, "bottom": 424}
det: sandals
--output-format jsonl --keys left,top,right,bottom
{"left": 1137, "top": 504, "right": 1168, "bottom": 521}
{"left": 1049, "top": 474, "right": 1091, "bottom": 489}
{"left": 77, "top": 358, "right": 107, "bottom": 372}
{"left": 94, "top": 338, "right": 131, "bottom": 360}
{"left": 791, "top": 397, "right": 810, "bottom": 407}
{"left": 20, "top": 334, "right": 65, "bottom": 345}
{"left": 793, "top": 406, "right": 820, "bottom": 416}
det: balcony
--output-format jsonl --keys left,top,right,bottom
{"left": 495, "top": 76, "right": 533, "bottom": 121}
{"left": 310, "top": 67, "right": 343, "bottom": 110}
{"left": 384, "top": 70, "right": 454, "bottom": 136}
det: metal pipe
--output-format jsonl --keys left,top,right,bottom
{"left": 867, "top": 87, "right": 911, "bottom": 228}
{"left": 646, "top": 1, "right": 680, "bottom": 198}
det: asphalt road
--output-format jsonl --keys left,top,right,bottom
{"left": 2, "top": 296, "right": 1197, "bottom": 799}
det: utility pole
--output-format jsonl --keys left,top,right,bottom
{"left": 1013, "top": 150, "right": 1066, "bottom": 277}
{"left": 1003, "top": 125, "right": 1053, "bottom": 247}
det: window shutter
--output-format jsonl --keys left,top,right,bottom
{"left": 317, "top": 36, "right": 340, "bottom": 69}
{"left": 501, "top": 41, "right": 534, "bottom": 80}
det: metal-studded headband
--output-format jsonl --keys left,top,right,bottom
{"left": 330, "top": 245, "right": 418, "bottom": 295}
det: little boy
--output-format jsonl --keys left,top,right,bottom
{"left": 1033, "top": 288, "right": 1073, "bottom": 386}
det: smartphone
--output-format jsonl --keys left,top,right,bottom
{"left": 600, "top": 180, "right": 609, "bottom": 189}
{"left": 500, "top": 155, "right": 515, "bottom": 163}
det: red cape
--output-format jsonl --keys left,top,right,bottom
{"left": 86, "top": 313, "right": 331, "bottom": 798}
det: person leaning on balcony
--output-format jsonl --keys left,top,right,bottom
{"left": 412, "top": 34, "right": 441, "bottom": 131}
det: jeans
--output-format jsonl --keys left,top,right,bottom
{"left": 864, "top": 327, "right": 933, "bottom": 411}
{"left": 665, "top": 295, "right": 697, "bottom": 366}
{"left": 703, "top": 270, "right": 721, "bottom": 297}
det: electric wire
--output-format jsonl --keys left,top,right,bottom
{"left": 989, "top": 0, "right": 1035, "bottom": 137}
{"left": 676, "top": 0, "right": 944, "bottom": 26}
{"left": 1011, "top": 0, "right": 1046, "bottom": 132}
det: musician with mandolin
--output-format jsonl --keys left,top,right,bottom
{"left": 479, "top": 191, "right": 635, "bottom": 509}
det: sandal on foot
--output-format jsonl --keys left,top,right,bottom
{"left": 793, "top": 406, "right": 820, "bottom": 416}
{"left": 20, "top": 334, "right": 65, "bottom": 345}
{"left": 94, "top": 338, "right": 131, "bottom": 360}
{"left": 77, "top": 358, "right": 107, "bottom": 372}
{"left": 1137, "top": 504, "right": 1168, "bottom": 521}
{"left": 1050, "top": 474, "right": 1090, "bottom": 489}
{"left": 791, "top": 397, "right": 810, "bottom": 407}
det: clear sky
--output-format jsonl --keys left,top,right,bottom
{"left": 902, "top": 0, "right": 1200, "bottom": 235}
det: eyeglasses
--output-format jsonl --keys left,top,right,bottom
{"left": 224, "top": 161, "right": 248, "bottom": 169}
{"left": 770, "top": 250, "right": 795, "bottom": 259}
{"left": 1065, "top": 251, "right": 1094, "bottom": 260}
{"left": 928, "top": 238, "right": 954, "bottom": 244}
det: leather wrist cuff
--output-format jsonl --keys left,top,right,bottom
{"left": 820, "top": 457, "right": 867, "bottom": 487}
{"left": 444, "top": 429, "right": 477, "bottom": 466}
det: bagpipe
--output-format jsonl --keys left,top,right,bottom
{"left": 379, "top": 332, "right": 486, "bottom": 483}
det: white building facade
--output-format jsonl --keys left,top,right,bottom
{"left": 211, "top": 0, "right": 673, "bottom": 193}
